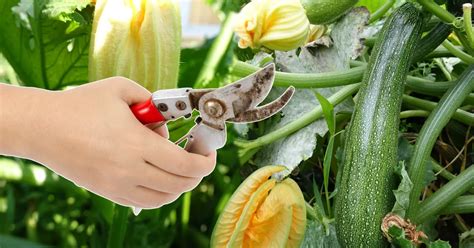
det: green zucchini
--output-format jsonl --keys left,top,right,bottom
{"left": 334, "top": 3, "right": 423, "bottom": 247}
{"left": 412, "top": 22, "right": 452, "bottom": 62}
{"left": 300, "top": 0, "right": 358, "bottom": 24}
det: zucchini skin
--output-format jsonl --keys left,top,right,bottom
{"left": 334, "top": 3, "right": 424, "bottom": 248}
{"left": 412, "top": 22, "right": 452, "bottom": 62}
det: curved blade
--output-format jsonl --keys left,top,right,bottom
{"left": 229, "top": 86, "right": 295, "bottom": 123}
{"left": 217, "top": 63, "right": 275, "bottom": 114}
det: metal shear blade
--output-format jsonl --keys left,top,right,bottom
{"left": 195, "top": 63, "right": 294, "bottom": 127}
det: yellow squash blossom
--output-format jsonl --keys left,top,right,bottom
{"left": 234, "top": 0, "right": 310, "bottom": 51}
{"left": 211, "top": 166, "right": 307, "bottom": 248}
{"left": 89, "top": 0, "right": 181, "bottom": 91}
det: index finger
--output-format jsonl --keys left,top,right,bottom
{"left": 141, "top": 128, "right": 217, "bottom": 178}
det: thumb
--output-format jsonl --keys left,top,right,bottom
{"left": 113, "top": 76, "right": 151, "bottom": 105}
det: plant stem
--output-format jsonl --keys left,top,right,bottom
{"left": 194, "top": 13, "right": 236, "bottom": 88}
{"left": 442, "top": 40, "right": 474, "bottom": 64}
{"left": 233, "top": 61, "right": 454, "bottom": 95}
{"left": 440, "top": 195, "right": 474, "bottom": 214}
{"left": 454, "top": 29, "right": 474, "bottom": 56}
{"left": 369, "top": 0, "right": 395, "bottom": 23}
{"left": 231, "top": 60, "right": 366, "bottom": 88}
{"left": 406, "top": 66, "right": 474, "bottom": 222}
{"left": 181, "top": 192, "right": 192, "bottom": 236}
{"left": 415, "top": 165, "right": 474, "bottom": 223}
{"left": 433, "top": 58, "right": 452, "bottom": 81}
{"left": 107, "top": 205, "right": 129, "bottom": 248}
{"left": 235, "top": 84, "right": 360, "bottom": 161}
{"left": 417, "top": 0, "right": 456, "bottom": 24}
{"left": 463, "top": 4, "right": 474, "bottom": 51}
{"left": 405, "top": 77, "right": 455, "bottom": 96}
{"left": 399, "top": 110, "right": 430, "bottom": 119}
{"left": 426, "top": 46, "right": 462, "bottom": 59}
{"left": 402, "top": 95, "right": 474, "bottom": 126}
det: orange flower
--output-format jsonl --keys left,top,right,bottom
{"left": 211, "top": 166, "right": 307, "bottom": 248}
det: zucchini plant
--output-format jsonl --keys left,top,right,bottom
{"left": 0, "top": 0, "right": 473, "bottom": 247}
{"left": 334, "top": 3, "right": 424, "bottom": 247}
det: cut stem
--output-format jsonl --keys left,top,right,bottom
{"left": 463, "top": 4, "right": 474, "bottom": 51}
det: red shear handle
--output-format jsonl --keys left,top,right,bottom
{"left": 130, "top": 97, "right": 166, "bottom": 124}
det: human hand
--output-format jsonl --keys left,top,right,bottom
{"left": 0, "top": 78, "right": 216, "bottom": 209}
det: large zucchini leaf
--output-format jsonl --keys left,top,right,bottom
{"left": 0, "top": 0, "right": 91, "bottom": 89}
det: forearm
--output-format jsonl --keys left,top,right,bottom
{"left": 0, "top": 83, "right": 51, "bottom": 158}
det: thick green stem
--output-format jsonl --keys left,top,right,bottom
{"left": 231, "top": 60, "right": 366, "bottom": 88}
{"left": 417, "top": 0, "right": 456, "bottom": 24}
{"left": 107, "top": 205, "right": 129, "bottom": 248}
{"left": 194, "top": 13, "right": 236, "bottom": 88}
{"left": 442, "top": 40, "right": 474, "bottom": 64}
{"left": 233, "top": 61, "right": 454, "bottom": 95}
{"left": 440, "top": 195, "right": 474, "bottom": 214}
{"left": 405, "top": 77, "right": 455, "bottom": 96}
{"left": 463, "top": 4, "right": 474, "bottom": 51}
{"left": 454, "top": 29, "right": 474, "bottom": 55}
{"left": 369, "top": 0, "right": 395, "bottom": 23}
{"left": 399, "top": 110, "right": 430, "bottom": 119}
{"left": 235, "top": 84, "right": 360, "bottom": 160}
{"left": 402, "top": 95, "right": 474, "bottom": 126}
{"left": 406, "top": 66, "right": 474, "bottom": 222}
{"left": 415, "top": 165, "right": 474, "bottom": 223}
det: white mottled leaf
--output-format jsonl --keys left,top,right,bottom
{"left": 254, "top": 8, "right": 369, "bottom": 172}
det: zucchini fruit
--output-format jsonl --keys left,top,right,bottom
{"left": 334, "top": 3, "right": 423, "bottom": 247}
{"left": 300, "top": 0, "right": 358, "bottom": 24}
{"left": 412, "top": 22, "right": 452, "bottom": 62}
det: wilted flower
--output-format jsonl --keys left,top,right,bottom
{"left": 89, "top": 0, "right": 181, "bottom": 91}
{"left": 234, "top": 0, "right": 310, "bottom": 51}
{"left": 306, "top": 24, "right": 327, "bottom": 43}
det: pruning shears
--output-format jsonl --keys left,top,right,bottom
{"left": 130, "top": 64, "right": 294, "bottom": 156}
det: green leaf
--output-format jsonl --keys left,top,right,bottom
{"left": 387, "top": 225, "right": 416, "bottom": 248}
{"left": 391, "top": 161, "right": 414, "bottom": 217}
{"left": 357, "top": 0, "right": 386, "bottom": 13}
{"left": 315, "top": 92, "right": 335, "bottom": 135}
{"left": 0, "top": 0, "right": 91, "bottom": 89}
{"left": 428, "top": 240, "right": 452, "bottom": 248}
{"left": 460, "top": 229, "right": 474, "bottom": 248}
{"left": 0, "top": 235, "right": 51, "bottom": 248}
{"left": 42, "top": 0, "right": 90, "bottom": 19}
{"left": 300, "top": 220, "right": 340, "bottom": 248}
{"left": 253, "top": 9, "right": 368, "bottom": 170}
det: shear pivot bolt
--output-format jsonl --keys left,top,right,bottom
{"left": 158, "top": 103, "right": 168, "bottom": 112}
{"left": 176, "top": 101, "right": 187, "bottom": 110}
{"left": 204, "top": 100, "right": 224, "bottom": 118}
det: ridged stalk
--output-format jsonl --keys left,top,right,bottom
{"left": 415, "top": 166, "right": 474, "bottom": 223}
{"left": 406, "top": 66, "right": 474, "bottom": 222}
